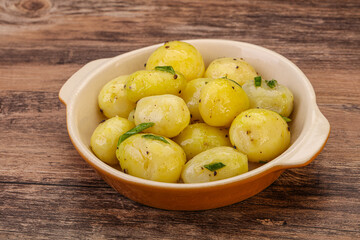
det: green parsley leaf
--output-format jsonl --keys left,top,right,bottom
{"left": 254, "top": 76, "right": 262, "bottom": 87}
{"left": 117, "top": 122, "right": 155, "bottom": 147}
{"left": 204, "top": 162, "right": 226, "bottom": 171}
{"left": 265, "top": 79, "right": 278, "bottom": 88}
{"left": 221, "top": 76, "right": 241, "bottom": 87}
{"left": 142, "top": 134, "right": 169, "bottom": 144}
{"left": 155, "top": 66, "right": 176, "bottom": 75}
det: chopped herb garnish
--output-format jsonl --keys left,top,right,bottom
{"left": 155, "top": 66, "right": 176, "bottom": 75}
{"left": 204, "top": 162, "right": 226, "bottom": 171}
{"left": 259, "top": 160, "right": 267, "bottom": 164}
{"left": 142, "top": 134, "right": 169, "bottom": 144}
{"left": 282, "top": 116, "right": 292, "bottom": 122}
{"left": 221, "top": 76, "right": 241, "bottom": 87}
{"left": 117, "top": 122, "right": 154, "bottom": 147}
{"left": 265, "top": 79, "right": 278, "bottom": 88}
{"left": 254, "top": 76, "right": 262, "bottom": 87}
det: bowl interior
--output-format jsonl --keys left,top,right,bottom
{"left": 69, "top": 39, "right": 314, "bottom": 178}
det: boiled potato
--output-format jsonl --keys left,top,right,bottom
{"left": 127, "top": 109, "right": 135, "bottom": 123}
{"left": 181, "top": 78, "right": 213, "bottom": 122}
{"left": 242, "top": 78, "right": 294, "bottom": 117}
{"left": 204, "top": 57, "right": 258, "bottom": 86}
{"left": 90, "top": 116, "right": 135, "bottom": 165}
{"left": 116, "top": 133, "right": 186, "bottom": 183}
{"left": 229, "top": 109, "right": 290, "bottom": 163}
{"left": 181, "top": 146, "right": 248, "bottom": 183}
{"left": 98, "top": 75, "right": 136, "bottom": 118}
{"left": 173, "top": 123, "right": 231, "bottom": 160}
{"left": 199, "top": 78, "right": 250, "bottom": 127}
{"left": 146, "top": 41, "right": 205, "bottom": 81}
{"left": 134, "top": 94, "right": 190, "bottom": 138}
{"left": 126, "top": 69, "right": 187, "bottom": 102}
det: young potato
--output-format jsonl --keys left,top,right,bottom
{"left": 90, "top": 117, "right": 135, "bottom": 165}
{"left": 134, "top": 94, "right": 190, "bottom": 138}
{"left": 229, "top": 109, "right": 291, "bottom": 163}
{"left": 126, "top": 69, "right": 187, "bottom": 102}
{"left": 146, "top": 41, "right": 205, "bottom": 81}
{"left": 242, "top": 78, "right": 294, "bottom": 117}
{"left": 173, "top": 123, "right": 232, "bottom": 160}
{"left": 204, "top": 57, "right": 258, "bottom": 86}
{"left": 116, "top": 133, "right": 186, "bottom": 183}
{"left": 181, "top": 146, "right": 248, "bottom": 183}
{"left": 181, "top": 78, "right": 213, "bottom": 122}
{"left": 127, "top": 109, "right": 135, "bottom": 123}
{"left": 98, "top": 75, "right": 136, "bottom": 118}
{"left": 199, "top": 78, "right": 250, "bottom": 127}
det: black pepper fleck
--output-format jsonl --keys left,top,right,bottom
{"left": 288, "top": 127, "right": 290, "bottom": 131}
{"left": 123, "top": 169, "right": 128, "bottom": 174}
{"left": 199, "top": 99, "right": 201, "bottom": 103}
{"left": 233, "top": 145, "right": 237, "bottom": 149}
{"left": 190, "top": 114, "right": 193, "bottom": 118}
{"left": 236, "top": 66, "right": 239, "bottom": 69}
{"left": 178, "top": 90, "right": 181, "bottom": 94}
{"left": 146, "top": 151, "right": 149, "bottom": 155}
{"left": 165, "top": 46, "right": 170, "bottom": 49}
{"left": 144, "top": 63, "right": 146, "bottom": 67}
{"left": 100, "top": 109, "right": 103, "bottom": 113}
{"left": 233, "top": 58, "right": 237, "bottom": 60}
{"left": 205, "top": 81, "right": 208, "bottom": 84}
{"left": 100, "top": 119, "right": 105, "bottom": 123}
{"left": 214, "top": 171, "right": 217, "bottom": 176}
{"left": 232, "top": 86, "right": 235, "bottom": 89}
{"left": 174, "top": 74, "right": 178, "bottom": 79}
{"left": 124, "top": 84, "right": 126, "bottom": 88}
{"left": 225, "top": 134, "right": 228, "bottom": 138}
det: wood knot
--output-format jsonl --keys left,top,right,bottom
{"left": 6, "top": 0, "right": 52, "bottom": 18}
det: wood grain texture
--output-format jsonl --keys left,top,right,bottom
{"left": 0, "top": 0, "right": 359, "bottom": 239}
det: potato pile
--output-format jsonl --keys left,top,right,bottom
{"left": 90, "top": 41, "right": 294, "bottom": 183}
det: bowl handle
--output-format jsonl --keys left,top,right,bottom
{"left": 277, "top": 107, "right": 330, "bottom": 169}
{"left": 59, "top": 58, "right": 110, "bottom": 105}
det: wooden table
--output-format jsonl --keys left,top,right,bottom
{"left": 1, "top": 0, "right": 359, "bottom": 239}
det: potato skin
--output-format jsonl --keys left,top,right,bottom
{"left": 134, "top": 94, "right": 190, "bottom": 138}
{"left": 204, "top": 57, "right": 257, "bottom": 86}
{"left": 146, "top": 41, "right": 205, "bottom": 81}
{"left": 116, "top": 134, "right": 186, "bottom": 183}
{"left": 126, "top": 69, "right": 187, "bottom": 102}
{"left": 229, "top": 109, "right": 290, "bottom": 163}
{"left": 98, "top": 75, "right": 136, "bottom": 118}
{"left": 199, "top": 78, "right": 250, "bottom": 127}
{"left": 242, "top": 79, "right": 294, "bottom": 117}
{"left": 181, "top": 78, "right": 213, "bottom": 122}
{"left": 173, "top": 123, "right": 231, "bottom": 160}
{"left": 181, "top": 146, "right": 248, "bottom": 183}
{"left": 90, "top": 117, "right": 135, "bottom": 165}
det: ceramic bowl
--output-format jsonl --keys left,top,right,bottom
{"left": 59, "top": 39, "right": 330, "bottom": 210}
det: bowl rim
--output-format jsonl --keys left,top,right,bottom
{"left": 60, "top": 39, "right": 330, "bottom": 190}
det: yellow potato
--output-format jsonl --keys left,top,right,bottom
{"left": 90, "top": 116, "right": 135, "bottom": 165}
{"left": 181, "top": 78, "right": 213, "bottom": 122}
{"left": 98, "top": 75, "right": 136, "bottom": 118}
{"left": 116, "top": 133, "right": 186, "bottom": 183}
{"left": 242, "top": 78, "right": 294, "bottom": 117}
{"left": 199, "top": 78, "right": 250, "bottom": 127}
{"left": 134, "top": 94, "right": 190, "bottom": 138}
{"left": 181, "top": 146, "right": 248, "bottom": 183}
{"left": 146, "top": 41, "right": 205, "bottom": 81}
{"left": 173, "top": 123, "right": 231, "bottom": 160}
{"left": 204, "top": 57, "right": 257, "bottom": 86}
{"left": 127, "top": 109, "right": 135, "bottom": 123}
{"left": 229, "top": 109, "right": 290, "bottom": 163}
{"left": 126, "top": 69, "right": 187, "bottom": 102}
